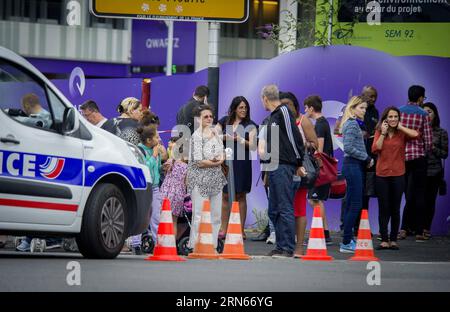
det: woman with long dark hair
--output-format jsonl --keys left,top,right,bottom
{"left": 422, "top": 102, "right": 448, "bottom": 239}
{"left": 216, "top": 96, "right": 257, "bottom": 239}
{"left": 372, "top": 107, "right": 418, "bottom": 250}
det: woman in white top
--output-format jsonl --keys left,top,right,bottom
{"left": 187, "top": 104, "right": 227, "bottom": 250}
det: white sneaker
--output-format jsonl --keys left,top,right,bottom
{"left": 266, "top": 232, "right": 276, "bottom": 244}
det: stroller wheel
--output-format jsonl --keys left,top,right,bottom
{"left": 141, "top": 234, "right": 154, "bottom": 254}
{"left": 217, "top": 238, "right": 224, "bottom": 254}
{"left": 63, "top": 238, "right": 78, "bottom": 252}
{"left": 177, "top": 237, "right": 191, "bottom": 256}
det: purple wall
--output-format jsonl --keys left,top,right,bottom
{"left": 28, "top": 58, "right": 130, "bottom": 78}
{"left": 51, "top": 45, "right": 450, "bottom": 235}
{"left": 218, "top": 45, "right": 450, "bottom": 235}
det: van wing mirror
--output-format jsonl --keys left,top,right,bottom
{"left": 61, "top": 107, "right": 79, "bottom": 135}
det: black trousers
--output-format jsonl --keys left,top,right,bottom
{"left": 424, "top": 175, "right": 441, "bottom": 231}
{"left": 376, "top": 175, "right": 405, "bottom": 242}
{"left": 401, "top": 157, "right": 427, "bottom": 234}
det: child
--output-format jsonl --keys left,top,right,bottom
{"left": 130, "top": 126, "right": 163, "bottom": 254}
{"left": 160, "top": 136, "right": 189, "bottom": 239}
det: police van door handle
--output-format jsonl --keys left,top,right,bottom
{"left": 0, "top": 137, "right": 20, "bottom": 144}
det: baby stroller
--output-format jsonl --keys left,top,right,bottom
{"left": 176, "top": 196, "right": 224, "bottom": 256}
{"left": 141, "top": 195, "right": 224, "bottom": 255}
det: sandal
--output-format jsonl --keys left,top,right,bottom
{"left": 376, "top": 242, "right": 390, "bottom": 250}
{"left": 397, "top": 230, "right": 407, "bottom": 240}
{"left": 218, "top": 231, "right": 226, "bottom": 240}
{"left": 389, "top": 242, "right": 399, "bottom": 250}
{"left": 293, "top": 249, "right": 304, "bottom": 258}
{"left": 415, "top": 235, "right": 429, "bottom": 242}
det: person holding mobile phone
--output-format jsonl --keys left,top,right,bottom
{"left": 216, "top": 96, "right": 258, "bottom": 240}
{"left": 372, "top": 107, "right": 419, "bottom": 250}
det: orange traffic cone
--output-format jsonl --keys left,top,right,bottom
{"left": 300, "top": 205, "right": 333, "bottom": 261}
{"left": 188, "top": 200, "right": 219, "bottom": 259}
{"left": 221, "top": 202, "right": 250, "bottom": 260}
{"left": 350, "top": 209, "right": 379, "bottom": 261}
{"left": 146, "top": 198, "right": 185, "bottom": 262}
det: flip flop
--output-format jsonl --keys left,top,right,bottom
{"left": 376, "top": 244, "right": 390, "bottom": 250}
{"left": 389, "top": 243, "right": 400, "bottom": 250}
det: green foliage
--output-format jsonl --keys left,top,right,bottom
{"left": 257, "top": 0, "right": 359, "bottom": 51}
{"left": 250, "top": 207, "right": 269, "bottom": 231}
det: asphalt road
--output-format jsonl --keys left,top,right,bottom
{"left": 1, "top": 233, "right": 449, "bottom": 292}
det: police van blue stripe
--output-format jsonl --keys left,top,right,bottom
{"left": 84, "top": 160, "right": 147, "bottom": 189}
{"left": 0, "top": 150, "right": 147, "bottom": 190}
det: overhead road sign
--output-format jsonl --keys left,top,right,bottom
{"left": 90, "top": 0, "right": 249, "bottom": 23}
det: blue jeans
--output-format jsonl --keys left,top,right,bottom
{"left": 342, "top": 157, "right": 365, "bottom": 245}
{"left": 268, "top": 164, "right": 296, "bottom": 253}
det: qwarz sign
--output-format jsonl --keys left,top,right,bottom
{"left": 131, "top": 20, "right": 196, "bottom": 67}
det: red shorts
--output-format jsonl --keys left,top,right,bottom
{"left": 294, "top": 187, "right": 307, "bottom": 217}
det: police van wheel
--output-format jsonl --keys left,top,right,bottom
{"left": 76, "top": 183, "right": 127, "bottom": 259}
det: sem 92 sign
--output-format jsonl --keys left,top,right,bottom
{"left": 90, "top": 0, "right": 249, "bottom": 23}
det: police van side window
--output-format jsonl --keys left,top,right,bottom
{"left": 46, "top": 86, "right": 66, "bottom": 125}
{"left": 0, "top": 60, "right": 54, "bottom": 130}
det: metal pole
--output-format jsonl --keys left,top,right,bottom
{"left": 207, "top": 22, "right": 220, "bottom": 121}
{"left": 165, "top": 20, "right": 174, "bottom": 76}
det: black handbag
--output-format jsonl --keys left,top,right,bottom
{"left": 439, "top": 161, "right": 447, "bottom": 196}
{"left": 365, "top": 171, "right": 377, "bottom": 198}
{"left": 300, "top": 150, "right": 320, "bottom": 188}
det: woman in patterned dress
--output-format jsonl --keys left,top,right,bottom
{"left": 187, "top": 104, "right": 227, "bottom": 250}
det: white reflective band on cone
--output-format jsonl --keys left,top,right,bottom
{"left": 311, "top": 217, "right": 324, "bottom": 229}
{"left": 359, "top": 219, "right": 370, "bottom": 230}
{"left": 229, "top": 213, "right": 241, "bottom": 225}
{"left": 356, "top": 239, "right": 373, "bottom": 250}
{"left": 225, "top": 233, "right": 243, "bottom": 245}
{"left": 307, "top": 238, "right": 327, "bottom": 250}
{"left": 199, "top": 233, "right": 213, "bottom": 245}
{"left": 158, "top": 234, "right": 176, "bottom": 247}
{"left": 159, "top": 211, "right": 173, "bottom": 223}
{"left": 201, "top": 212, "right": 212, "bottom": 224}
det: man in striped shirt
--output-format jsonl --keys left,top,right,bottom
{"left": 261, "top": 84, "right": 305, "bottom": 258}
{"left": 399, "top": 85, "right": 432, "bottom": 242}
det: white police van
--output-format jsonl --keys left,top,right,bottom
{"left": 0, "top": 46, "right": 152, "bottom": 259}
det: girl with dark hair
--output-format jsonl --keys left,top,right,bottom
{"left": 160, "top": 136, "right": 189, "bottom": 238}
{"left": 187, "top": 105, "right": 227, "bottom": 251}
{"left": 216, "top": 96, "right": 257, "bottom": 240}
{"left": 133, "top": 125, "right": 163, "bottom": 253}
{"left": 372, "top": 106, "right": 418, "bottom": 250}
{"left": 422, "top": 103, "right": 448, "bottom": 238}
